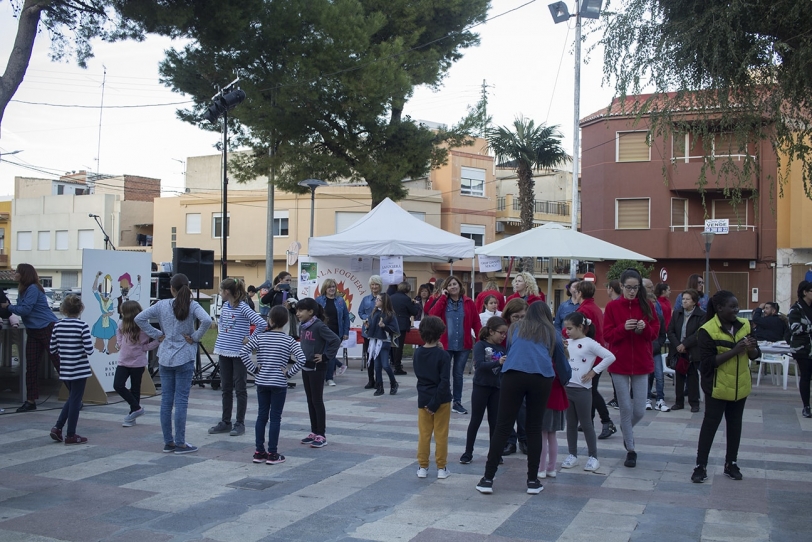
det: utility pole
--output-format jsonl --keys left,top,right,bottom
{"left": 266, "top": 145, "right": 275, "bottom": 282}
{"left": 479, "top": 79, "right": 491, "bottom": 136}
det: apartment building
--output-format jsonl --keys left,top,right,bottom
{"left": 0, "top": 199, "right": 11, "bottom": 270}
{"left": 776, "top": 150, "right": 812, "bottom": 310}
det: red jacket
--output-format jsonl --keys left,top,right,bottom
{"left": 475, "top": 289, "right": 506, "bottom": 312}
{"left": 575, "top": 298, "right": 605, "bottom": 346}
{"left": 657, "top": 296, "right": 673, "bottom": 330}
{"left": 429, "top": 294, "right": 481, "bottom": 350}
{"left": 506, "top": 292, "right": 546, "bottom": 305}
{"left": 546, "top": 374, "right": 569, "bottom": 411}
{"left": 604, "top": 297, "right": 660, "bottom": 375}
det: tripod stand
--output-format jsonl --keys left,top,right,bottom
{"left": 89, "top": 214, "right": 116, "bottom": 250}
{"left": 191, "top": 289, "right": 219, "bottom": 388}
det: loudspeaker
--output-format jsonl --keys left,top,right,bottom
{"left": 151, "top": 272, "right": 173, "bottom": 300}
{"left": 199, "top": 249, "right": 214, "bottom": 289}
{"left": 172, "top": 247, "right": 216, "bottom": 290}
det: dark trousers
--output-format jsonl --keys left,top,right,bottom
{"left": 507, "top": 401, "right": 526, "bottom": 446}
{"left": 364, "top": 338, "right": 375, "bottom": 384}
{"left": 465, "top": 384, "right": 500, "bottom": 454}
{"left": 25, "top": 323, "right": 59, "bottom": 401}
{"left": 591, "top": 372, "right": 612, "bottom": 423}
{"left": 302, "top": 369, "right": 327, "bottom": 436}
{"left": 483, "top": 371, "right": 553, "bottom": 481}
{"left": 797, "top": 356, "right": 811, "bottom": 408}
{"left": 255, "top": 385, "right": 287, "bottom": 454}
{"left": 374, "top": 342, "right": 396, "bottom": 386}
{"left": 325, "top": 355, "right": 344, "bottom": 381}
{"left": 219, "top": 355, "right": 248, "bottom": 424}
{"left": 113, "top": 365, "right": 144, "bottom": 413}
{"left": 696, "top": 395, "right": 747, "bottom": 466}
{"left": 55, "top": 378, "right": 87, "bottom": 437}
{"left": 675, "top": 361, "right": 700, "bottom": 408}
{"left": 391, "top": 339, "right": 406, "bottom": 371}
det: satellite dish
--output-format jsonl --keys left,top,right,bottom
{"left": 287, "top": 241, "right": 301, "bottom": 266}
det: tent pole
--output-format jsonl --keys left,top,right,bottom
{"left": 548, "top": 266, "right": 553, "bottom": 310}
{"left": 472, "top": 258, "right": 476, "bottom": 299}
{"left": 449, "top": 258, "right": 453, "bottom": 275}
{"left": 504, "top": 257, "right": 515, "bottom": 296}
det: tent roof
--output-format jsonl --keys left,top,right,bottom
{"left": 475, "top": 223, "right": 656, "bottom": 262}
{"left": 308, "top": 198, "right": 475, "bottom": 261}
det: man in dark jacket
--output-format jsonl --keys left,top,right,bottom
{"left": 752, "top": 302, "right": 791, "bottom": 342}
{"left": 390, "top": 282, "right": 421, "bottom": 375}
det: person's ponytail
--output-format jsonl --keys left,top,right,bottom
{"left": 170, "top": 273, "right": 192, "bottom": 321}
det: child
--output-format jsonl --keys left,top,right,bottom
{"left": 560, "top": 312, "right": 616, "bottom": 473}
{"left": 209, "top": 278, "right": 268, "bottom": 437}
{"left": 240, "top": 306, "right": 306, "bottom": 464}
{"left": 460, "top": 316, "right": 507, "bottom": 464}
{"left": 114, "top": 300, "right": 159, "bottom": 427}
{"left": 367, "top": 293, "right": 400, "bottom": 396}
{"left": 479, "top": 295, "right": 502, "bottom": 327}
{"left": 49, "top": 295, "right": 94, "bottom": 444}
{"left": 413, "top": 316, "right": 452, "bottom": 479}
{"left": 538, "top": 365, "right": 568, "bottom": 479}
{"left": 295, "top": 297, "right": 340, "bottom": 449}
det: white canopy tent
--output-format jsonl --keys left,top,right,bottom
{"left": 475, "top": 223, "right": 656, "bottom": 301}
{"left": 308, "top": 197, "right": 476, "bottom": 262}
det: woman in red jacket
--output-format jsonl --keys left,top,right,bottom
{"left": 506, "top": 272, "right": 546, "bottom": 305}
{"left": 604, "top": 269, "right": 659, "bottom": 468}
{"left": 429, "top": 275, "right": 481, "bottom": 415}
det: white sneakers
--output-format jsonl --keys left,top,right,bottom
{"left": 645, "top": 399, "right": 653, "bottom": 410}
{"left": 655, "top": 399, "right": 671, "bottom": 412}
{"left": 561, "top": 454, "right": 579, "bottom": 469}
{"left": 327, "top": 380, "right": 336, "bottom": 387}
{"left": 417, "top": 467, "right": 428, "bottom": 478}
{"left": 437, "top": 468, "right": 450, "bottom": 479}
{"left": 584, "top": 456, "right": 600, "bottom": 471}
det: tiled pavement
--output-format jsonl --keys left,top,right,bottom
{"left": 1, "top": 364, "right": 810, "bottom": 542}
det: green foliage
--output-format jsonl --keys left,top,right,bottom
{"left": 598, "top": 0, "right": 812, "bottom": 202}
{"left": 606, "top": 259, "right": 654, "bottom": 282}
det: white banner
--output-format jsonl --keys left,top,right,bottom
{"left": 380, "top": 256, "right": 404, "bottom": 285}
{"left": 478, "top": 254, "right": 502, "bottom": 273}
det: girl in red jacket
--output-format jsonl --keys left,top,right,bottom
{"left": 429, "top": 275, "right": 481, "bottom": 415}
{"left": 604, "top": 269, "right": 659, "bottom": 468}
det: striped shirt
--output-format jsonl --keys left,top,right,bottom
{"left": 240, "top": 331, "right": 306, "bottom": 387}
{"left": 49, "top": 318, "right": 93, "bottom": 381}
{"left": 214, "top": 300, "right": 268, "bottom": 357}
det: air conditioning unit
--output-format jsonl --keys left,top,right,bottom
{"left": 495, "top": 222, "right": 505, "bottom": 233}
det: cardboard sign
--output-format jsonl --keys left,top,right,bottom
{"left": 478, "top": 254, "right": 502, "bottom": 273}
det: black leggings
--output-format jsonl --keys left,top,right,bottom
{"left": 591, "top": 372, "right": 612, "bottom": 423}
{"left": 464, "top": 384, "right": 500, "bottom": 455}
{"left": 302, "top": 369, "right": 327, "bottom": 437}
{"left": 696, "top": 395, "right": 746, "bottom": 466}
{"left": 797, "top": 357, "right": 811, "bottom": 409}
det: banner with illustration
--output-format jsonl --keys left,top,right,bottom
{"left": 81, "top": 249, "right": 152, "bottom": 391}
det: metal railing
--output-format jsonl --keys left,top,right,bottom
{"left": 497, "top": 196, "right": 569, "bottom": 216}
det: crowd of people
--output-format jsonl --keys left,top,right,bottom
{"left": 5, "top": 262, "right": 811, "bottom": 492}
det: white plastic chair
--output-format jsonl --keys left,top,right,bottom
{"left": 756, "top": 354, "right": 793, "bottom": 390}
{"left": 662, "top": 355, "right": 675, "bottom": 383}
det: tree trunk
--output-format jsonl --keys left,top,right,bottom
{"left": 0, "top": 0, "right": 46, "bottom": 135}
{"left": 517, "top": 162, "right": 535, "bottom": 273}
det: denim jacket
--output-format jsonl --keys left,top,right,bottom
{"left": 357, "top": 294, "right": 376, "bottom": 339}
{"left": 316, "top": 295, "right": 350, "bottom": 338}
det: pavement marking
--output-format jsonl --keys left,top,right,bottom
{"left": 38, "top": 450, "right": 165, "bottom": 481}
{"left": 0, "top": 443, "right": 88, "bottom": 470}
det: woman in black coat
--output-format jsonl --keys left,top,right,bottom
{"left": 666, "top": 288, "right": 705, "bottom": 412}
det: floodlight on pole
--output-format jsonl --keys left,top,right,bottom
{"left": 548, "top": 0, "right": 603, "bottom": 279}
{"left": 298, "top": 178, "right": 328, "bottom": 239}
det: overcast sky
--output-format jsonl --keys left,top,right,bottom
{"left": 0, "top": 0, "right": 616, "bottom": 198}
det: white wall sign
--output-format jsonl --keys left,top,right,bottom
{"left": 704, "top": 219, "right": 729, "bottom": 234}
{"left": 380, "top": 256, "right": 404, "bottom": 285}
{"left": 478, "top": 254, "right": 502, "bottom": 273}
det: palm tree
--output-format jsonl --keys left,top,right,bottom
{"left": 487, "top": 116, "right": 570, "bottom": 271}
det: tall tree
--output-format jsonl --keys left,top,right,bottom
{"left": 486, "top": 117, "right": 570, "bottom": 271}
{"left": 599, "top": 0, "right": 812, "bottom": 199}
{"left": 134, "top": 0, "right": 489, "bottom": 206}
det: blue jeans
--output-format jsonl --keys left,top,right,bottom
{"left": 374, "top": 342, "right": 395, "bottom": 386}
{"left": 55, "top": 378, "right": 87, "bottom": 437}
{"left": 649, "top": 354, "right": 665, "bottom": 401}
{"left": 255, "top": 385, "right": 287, "bottom": 453}
{"left": 448, "top": 349, "right": 471, "bottom": 404}
{"left": 160, "top": 361, "right": 194, "bottom": 446}
{"left": 325, "top": 355, "right": 344, "bottom": 381}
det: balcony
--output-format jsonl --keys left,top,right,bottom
{"left": 668, "top": 224, "right": 757, "bottom": 260}
{"left": 667, "top": 154, "right": 758, "bottom": 192}
{"left": 0, "top": 212, "right": 9, "bottom": 222}
{"left": 496, "top": 194, "right": 571, "bottom": 225}
{"left": 493, "top": 257, "right": 594, "bottom": 278}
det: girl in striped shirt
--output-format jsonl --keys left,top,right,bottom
{"left": 240, "top": 305, "right": 306, "bottom": 464}
{"left": 49, "top": 295, "right": 94, "bottom": 445}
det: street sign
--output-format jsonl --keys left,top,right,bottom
{"left": 660, "top": 268, "right": 668, "bottom": 282}
{"left": 583, "top": 272, "right": 596, "bottom": 282}
{"left": 704, "top": 219, "right": 729, "bottom": 234}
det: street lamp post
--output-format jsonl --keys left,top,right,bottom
{"left": 298, "top": 179, "right": 328, "bottom": 238}
{"left": 701, "top": 230, "right": 715, "bottom": 293}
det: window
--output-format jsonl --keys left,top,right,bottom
{"left": 78, "top": 229, "right": 94, "bottom": 249}
{"left": 186, "top": 213, "right": 201, "bottom": 234}
{"left": 408, "top": 211, "right": 426, "bottom": 222}
{"left": 56, "top": 185, "right": 64, "bottom": 195}
{"left": 671, "top": 198, "right": 688, "bottom": 231}
{"left": 461, "top": 224, "right": 486, "bottom": 247}
{"left": 17, "top": 231, "right": 32, "bottom": 251}
{"left": 171, "top": 226, "right": 177, "bottom": 250}
{"left": 712, "top": 199, "right": 749, "bottom": 226}
{"left": 75, "top": 188, "right": 85, "bottom": 195}
{"left": 62, "top": 271, "right": 79, "bottom": 288}
{"left": 55, "top": 230, "right": 69, "bottom": 250}
{"left": 616, "top": 131, "right": 650, "bottom": 162}
{"left": 39, "top": 276, "right": 53, "bottom": 288}
{"left": 615, "top": 198, "right": 650, "bottom": 229}
{"left": 460, "top": 167, "right": 486, "bottom": 197}
{"left": 273, "top": 210, "right": 289, "bottom": 236}
{"left": 212, "top": 213, "right": 230, "bottom": 238}
{"left": 0, "top": 227, "right": 5, "bottom": 251}
{"left": 335, "top": 212, "right": 366, "bottom": 233}
{"left": 37, "top": 231, "right": 50, "bottom": 251}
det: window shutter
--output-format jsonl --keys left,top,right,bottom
{"left": 617, "top": 132, "right": 650, "bottom": 162}
{"left": 671, "top": 199, "right": 687, "bottom": 228}
{"left": 617, "top": 199, "right": 650, "bottom": 229}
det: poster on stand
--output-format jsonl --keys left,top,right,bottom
{"left": 81, "top": 249, "right": 152, "bottom": 392}
{"left": 380, "top": 256, "right": 404, "bottom": 285}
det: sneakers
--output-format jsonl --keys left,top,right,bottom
{"left": 208, "top": 421, "right": 232, "bottom": 434}
{"left": 336, "top": 364, "right": 347, "bottom": 376}
{"left": 129, "top": 407, "right": 145, "bottom": 420}
{"left": 301, "top": 433, "right": 316, "bottom": 445}
{"left": 50, "top": 427, "right": 63, "bottom": 443}
{"left": 64, "top": 434, "right": 88, "bottom": 445}
{"left": 253, "top": 451, "right": 268, "bottom": 463}
{"left": 327, "top": 380, "right": 336, "bottom": 387}
{"left": 546, "top": 469, "right": 557, "bottom": 478}
{"left": 122, "top": 418, "right": 136, "bottom": 428}
{"left": 417, "top": 467, "right": 428, "bottom": 478}
{"left": 16, "top": 401, "right": 36, "bottom": 412}
{"left": 584, "top": 457, "right": 600, "bottom": 472}
{"left": 537, "top": 470, "right": 546, "bottom": 479}
{"left": 452, "top": 401, "right": 468, "bottom": 415}
{"left": 608, "top": 398, "right": 619, "bottom": 409}
{"left": 163, "top": 442, "right": 176, "bottom": 453}
{"left": 459, "top": 453, "right": 473, "bottom": 464}
{"left": 561, "top": 454, "right": 579, "bottom": 469}
{"left": 310, "top": 435, "right": 327, "bottom": 448}
{"left": 645, "top": 399, "right": 653, "bottom": 410}
{"left": 724, "top": 462, "right": 743, "bottom": 481}
{"left": 230, "top": 422, "right": 245, "bottom": 436}
{"left": 174, "top": 443, "right": 198, "bottom": 454}
{"left": 437, "top": 468, "right": 450, "bottom": 479}
{"left": 266, "top": 453, "right": 286, "bottom": 465}
{"left": 691, "top": 464, "right": 708, "bottom": 483}
{"left": 476, "top": 477, "right": 494, "bottom": 494}
{"left": 526, "top": 478, "right": 544, "bottom": 495}
{"left": 598, "top": 422, "right": 616, "bottom": 439}
{"left": 624, "top": 451, "right": 637, "bottom": 468}
{"left": 655, "top": 399, "right": 671, "bottom": 412}
{"left": 804, "top": 406, "right": 812, "bottom": 418}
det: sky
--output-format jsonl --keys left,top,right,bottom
{"left": 0, "top": 0, "right": 616, "bottom": 198}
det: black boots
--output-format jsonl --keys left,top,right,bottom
{"left": 390, "top": 381, "right": 399, "bottom": 395}
{"left": 597, "top": 422, "right": 617, "bottom": 440}
{"left": 364, "top": 381, "right": 375, "bottom": 389}
{"left": 374, "top": 384, "right": 385, "bottom": 396}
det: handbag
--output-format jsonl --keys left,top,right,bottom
{"left": 675, "top": 355, "right": 690, "bottom": 376}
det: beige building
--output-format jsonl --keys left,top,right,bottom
{"left": 0, "top": 198, "right": 11, "bottom": 269}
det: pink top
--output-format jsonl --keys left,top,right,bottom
{"left": 116, "top": 328, "right": 159, "bottom": 368}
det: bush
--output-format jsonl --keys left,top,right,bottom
{"left": 606, "top": 260, "right": 655, "bottom": 282}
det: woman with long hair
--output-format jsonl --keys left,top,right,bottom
{"left": 358, "top": 275, "right": 384, "bottom": 389}
{"left": 666, "top": 288, "right": 705, "bottom": 412}
{"left": 136, "top": 273, "right": 212, "bottom": 454}
{"left": 692, "top": 290, "right": 760, "bottom": 483}
{"left": 604, "top": 269, "right": 660, "bottom": 468}
{"left": 686, "top": 274, "right": 708, "bottom": 311}
{"left": 506, "top": 272, "right": 545, "bottom": 304}
{"left": 368, "top": 292, "right": 401, "bottom": 396}
{"left": 316, "top": 278, "right": 351, "bottom": 385}
{"left": 1, "top": 263, "right": 59, "bottom": 412}
{"left": 788, "top": 281, "right": 812, "bottom": 419}
{"left": 475, "top": 301, "right": 567, "bottom": 495}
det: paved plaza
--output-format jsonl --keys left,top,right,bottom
{"left": 1, "top": 363, "right": 810, "bottom": 542}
